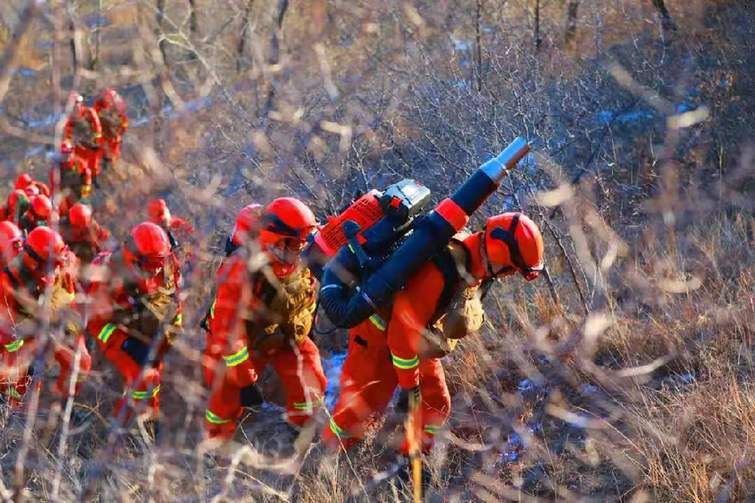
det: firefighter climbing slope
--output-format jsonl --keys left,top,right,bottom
{"left": 94, "top": 88, "right": 128, "bottom": 171}
{"left": 60, "top": 203, "right": 111, "bottom": 265}
{"left": 0, "top": 227, "right": 91, "bottom": 406}
{"left": 203, "top": 197, "right": 326, "bottom": 442}
{"left": 323, "top": 213, "right": 544, "bottom": 465}
{"left": 63, "top": 93, "right": 103, "bottom": 181}
{"left": 84, "top": 222, "right": 182, "bottom": 427}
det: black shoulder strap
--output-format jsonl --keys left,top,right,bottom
{"left": 430, "top": 241, "right": 471, "bottom": 323}
{"left": 3, "top": 266, "right": 20, "bottom": 290}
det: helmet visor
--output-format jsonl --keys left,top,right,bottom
{"left": 269, "top": 237, "right": 305, "bottom": 265}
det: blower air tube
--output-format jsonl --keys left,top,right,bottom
{"left": 320, "top": 137, "right": 530, "bottom": 329}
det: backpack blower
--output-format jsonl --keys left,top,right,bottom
{"left": 305, "top": 137, "right": 530, "bottom": 329}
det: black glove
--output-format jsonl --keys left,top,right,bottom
{"left": 121, "top": 337, "right": 151, "bottom": 366}
{"left": 396, "top": 386, "right": 421, "bottom": 414}
{"left": 240, "top": 383, "right": 264, "bottom": 408}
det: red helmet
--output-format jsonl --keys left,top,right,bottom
{"left": 24, "top": 185, "right": 40, "bottom": 196}
{"left": 15, "top": 173, "right": 33, "bottom": 190}
{"left": 68, "top": 91, "right": 84, "bottom": 112}
{"left": 259, "top": 198, "right": 317, "bottom": 244}
{"left": 94, "top": 88, "right": 126, "bottom": 114}
{"left": 258, "top": 197, "right": 317, "bottom": 277}
{"left": 69, "top": 203, "right": 93, "bottom": 228}
{"left": 7, "top": 189, "right": 29, "bottom": 216}
{"left": 0, "top": 221, "right": 23, "bottom": 263}
{"left": 484, "top": 212, "right": 544, "bottom": 281}
{"left": 30, "top": 195, "right": 53, "bottom": 220}
{"left": 60, "top": 140, "right": 74, "bottom": 156}
{"left": 22, "top": 226, "right": 67, "bottom": 285}
{"left": 125, "top": 222, "right": 171, "bottom": 277}
{"left": 231, "top": 203, "right": 263, "bottom": 246}
{"left": 147, "top": 199, "right": 171, "bottom": 227}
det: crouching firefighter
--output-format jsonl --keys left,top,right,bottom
{"left": 203, "top": 197, "right": 327, "bottom": 441}
{"left": 84, "top": 222, "right": 182, "bottom": 427}
{"left": 0, "top": 227, "right": 91, "bottom": 406}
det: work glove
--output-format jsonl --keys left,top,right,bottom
{"left": 239, "top": 383, "right": 264, "bottom": 408}
{"left": 121, "top": 337, "right": 151, "bottom": 366}
{"left": 396, "top": 386, "right": 421, "bottom": 414}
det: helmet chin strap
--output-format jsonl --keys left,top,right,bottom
{"left": 479, "top": 231, "right": 496, "bottom": 279}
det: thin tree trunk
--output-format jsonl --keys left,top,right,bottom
{"left": 188, "top": 0, "right": 198, "bottom": 34}
{"left": 156, "top": 0, "right": 168, "bottom": 64}
{"left": 652, "top": 0, "right": 676, "bottom": 32}
{"left": 237, "top": 0, "right": 255, "bottom": 73}
{"left": 534, "top": 0, "right": 542, "bottom": 51}
{"left": 474, "top": 0, "right": 483, "bottom": 91}
{"left": 264, "top": 0, "right": 289, "bottom": 112}
{"left": 90, "top": 0, "right": 103, "bottom": 70}
{"left": 564, "top": 0, "right": 579, "bottom": 48}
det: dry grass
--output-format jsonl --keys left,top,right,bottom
{"left": 0, "top": 0, "right": 752, "bottom": 501}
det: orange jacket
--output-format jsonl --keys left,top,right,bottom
{"left": 64, "top": 107, "right": 103, "bottom": 151}
{"left": 0, "top": 260, "right": 77, "bottom": 348}
{"left": 206, "top": 255, "right": 258, "bottom": 388}
{"left": 386, "top": 238, "right": 484, "bottom": 389}
{"left": 206, "top": 253, "right": 317, "bottom": 388}
{"left": 85, "top": 251, "right": 182, "bottom": 358}
{"left": 95, "top": 105, "right": 128, "bottom": 161}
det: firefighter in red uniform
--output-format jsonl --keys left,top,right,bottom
{"left": 60, "top": 203, "right": 111, "bottom": 265}
{"left": 84, "top": 222, "right": 182, "bottom": 425}
{"left": 15, "top": 173, "right": 50, "bottom": 198}
{"left": 225, "top": 203, "right": 262, "bottom": 256}
{"left": 147, "top": 199, "right": 194, "bottom": 252}
{"left": 0, "top": 222, "right": 22, "bottom": 270}
{"left": 18, "top": 194, "right": 54, "bottom": 234}
{"left": 63, "top": 93, "right": 103, "bottom": 180}
{"left": 50, "top": 140, "right": 93, "bottom": 215}
{"left": 94, "top": 88, "right": 128, "bottom": 170}
{"left": 323, "top": 213, "right": 544, "bottom": 458}
{"left": 203, "top": 197, "right": 327, "bottom": 441}
{"left": 0, "top": 227, "right": 90, "bottom": 406}
{"left": 4, "top": 189, "right": 30, "bottom": 224}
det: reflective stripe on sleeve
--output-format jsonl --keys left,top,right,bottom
{"left": 97, "top": 323, "right": 117, "bottom": 344}
{"left": 391, "top": 353, "right": 419, "bottom": 370}
{"left": 4, "top": 339, "right": 24, "bottom": 352}
{"left": 223, "top": 346, "right": 249, "bottom": 367}
{"left": 368, "top": 314, "right": 386, "bottom": 331}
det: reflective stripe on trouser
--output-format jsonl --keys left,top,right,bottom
{"left": 323, "top": 320, "right": 451, "bottom": 453}
{"left": 206, "top": 409, "right": 232, "bottom": 425}
{"left": 424, "top": 424, "right": 442, "bottom": 435}
{"left": 328, "top": 417, "right": 350, "bottom": 439}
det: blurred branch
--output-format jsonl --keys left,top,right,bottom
{"left": 236, "top": 0, "right": 255, "bottom": 73}
{"left": 0, "top": 0, "right": 41, "bottom": 106}
{"left": 0, "top": 115, "right": 54, "bottom": 144}
{"left": 651, "top": 0, "right": 676, "bottom": 33}
{"left": 564, "top": 0, "right": 579, "bottom": 48}
{"left": 474, "top": 0, "right": 483, "bottom": 92}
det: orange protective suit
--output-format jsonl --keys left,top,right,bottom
{"left": 323, "top": 237, "right": 490, "bottom": 454}
{"left": 84, "top": 250, "right": 182, "bottom": 421}
{"left": 63, "top": 105, "right": 103, "bottom": 178}
{"left": 0, "top": 255, "right": 90, "bottom": 406}
{"left": 203, "top": 254, "right": 326, "bottom": 440}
